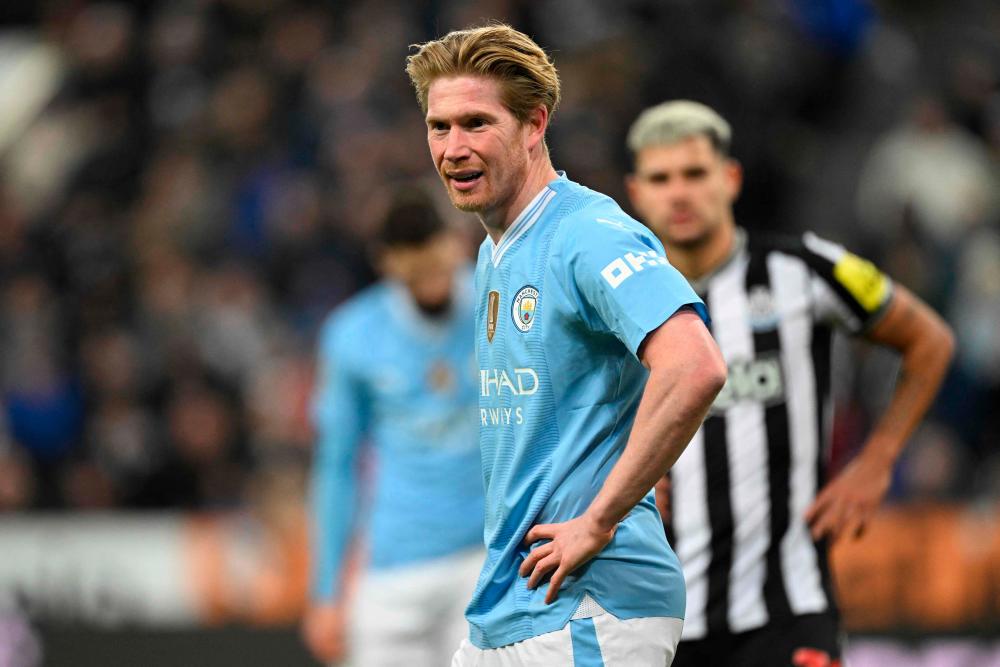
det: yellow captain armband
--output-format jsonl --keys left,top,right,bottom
{"left": 832, "top": 252, "right": 889, "bottom": 312}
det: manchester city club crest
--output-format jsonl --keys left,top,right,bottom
{"left": 427, "top": 359, "right": 455, "bottom": 393}
{"left": 511, "top": 285, "right": 539, "bottom": 333}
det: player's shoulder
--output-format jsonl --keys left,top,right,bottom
{"left": 318, "top": 282, "right": 391, "bottom": 350}
{"left": 552, "top": 184, "right": 659, "bottom": 255}
{"left": 746, "top": 229, "right": 848, "bottom": 269}
{"left": 747, "top": 228, "right": 891, "bottom": 316}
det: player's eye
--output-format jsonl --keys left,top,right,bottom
{"left": 684, "top": 167, "right": 708, "bottom": 180}
{"left": 429, "top": 121, "right": 448, "bottom": 132}
{"left": 467, "top": 117, "right": 486, "bottom": 129}
{"left": 646, "top": 172, "right": 669, "bottom": 184}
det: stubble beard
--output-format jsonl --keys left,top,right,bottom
{"left": 448, "top": 177, "right": 506, "bottom": 220}
{"left": 663, "top": 215, "right": 718, "bottom": 250}
{"left": 669, "top": 230, "right": 712, "bottom": 250}
{"left": 441, "top": 172, "right": 491, "bottom": 214}
{"left": 415, "top": 295, "right": 452, "bottom": 319}
{"left": 449, "top": 192, "right": 484, "bottom": 213}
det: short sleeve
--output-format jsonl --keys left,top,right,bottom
{"left": 800, "top": 232, "right": 894, "bottom": 334}
{"left": 564, "top": 216, "right": 708, "bottom": 356}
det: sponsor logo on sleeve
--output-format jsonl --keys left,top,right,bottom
{"left": 600, "top": 249, "right": 669, "bottom": 288}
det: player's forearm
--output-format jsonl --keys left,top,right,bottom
{"left": 586, "top": 315, "right": 726, "bottom": 532}
{"left": 863, "top": 301, "right": 954, "bottom": 467}
{"left": 587, "top": 372, "right": 720, "bottom": 531}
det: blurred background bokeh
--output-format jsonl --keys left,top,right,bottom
{"left": 0, "top": 0, "right": 997, "bottom": 665}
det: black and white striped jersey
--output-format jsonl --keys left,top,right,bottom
{"left": 669, "top": 228, "right": 893, "bottom": 640}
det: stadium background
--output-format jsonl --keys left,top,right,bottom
{"left": 0, "top": 0, "right": 998, "bottom": 665}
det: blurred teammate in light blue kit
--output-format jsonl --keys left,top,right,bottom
{"left": 302, "top": 189, "right": 484, "bottom": 667}
{"left": 407, "top": 25, "right": 728, "bottom": 666}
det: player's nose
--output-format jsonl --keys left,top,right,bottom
{"left": 443, "top": 128, "right": 472, "bottom": 162}
{"left": 665, "top": 181, "right": 692, "bottom": 203}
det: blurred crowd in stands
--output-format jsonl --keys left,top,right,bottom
{"left": 0, "top": 0, "right": 997, "bottom": 513}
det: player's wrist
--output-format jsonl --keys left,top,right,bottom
{"left": 858, "top": 435, "right": 902, "bottom": 470}
{"left": 583, "top": 505, "right": 620, "bottom": 536}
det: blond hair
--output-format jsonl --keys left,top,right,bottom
{"left": 627, "top": 100, "right": 732, "bottom": 156}
{"left": 405, "top": 24, "right": 560, "bottom": 124}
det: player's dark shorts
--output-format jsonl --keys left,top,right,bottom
{"left": 671, "top": 612, "right": 843, "bottom": 667}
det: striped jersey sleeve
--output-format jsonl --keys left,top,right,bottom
{"left": 797, "top": 232, "right": 894, "bottom": 334}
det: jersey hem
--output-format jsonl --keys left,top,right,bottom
{"left": 468, "top": 601, "right": 685, "bottom": 650}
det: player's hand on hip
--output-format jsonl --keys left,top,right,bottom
{"left": 519, "top": 514, "right": 616, "bottom": 604}
{"left": 804, "top": 450, "right": 892, "bottom": 542}
{"left": 301, "top": 602, "right": 348, "bottom": 664}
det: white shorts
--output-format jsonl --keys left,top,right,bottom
{"left": 347, "top": 547, "right": 484, "bottom": 667}
{"left": 450, "top": 603, "right": 683, "bottom": 667}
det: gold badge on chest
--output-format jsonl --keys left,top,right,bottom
{"left": 487, "top": 290, "right": 500, "bottom": 343}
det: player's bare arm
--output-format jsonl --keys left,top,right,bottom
{"left": 301, "top": 542, "right": 362, "bottom": 663}
{"left": 302, "top": 601, "right": 349, "bottom": 663}
{"left": 805, "top": 284, "right": 954, "bottom": 541}
{"left": 520, "top": 309, "right": 726, "bottom": 603}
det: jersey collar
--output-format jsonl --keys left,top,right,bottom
{"left": 489, "top": 172, "right": 565, "bottom": 267}
{"left": 687, "top": 226, "right": 748, "bottom": 296}
{"left": 387, "top": 265, "right": 474, "bottom": 339}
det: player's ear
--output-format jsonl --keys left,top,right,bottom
{"left": 523, "top": 104, "right": 548, "bottom": 151}
{"left": 724, "top": 158, "right": 743, "bottom": 201}
{"left": 377, "top": 245, "right": 400, "bottom": 281}
{"left": 624, "top": 173, "right": 639, "bottom": 208}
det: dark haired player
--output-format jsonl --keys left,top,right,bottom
{"left": 303, "top": 190, "right": 484, "bottom": 667}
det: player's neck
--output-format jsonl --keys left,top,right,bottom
{"left": 667, "top": 219, "right": 736, "bottom": 281}
{"left": 481, "top": 159, "right": 559, "bottom": 244}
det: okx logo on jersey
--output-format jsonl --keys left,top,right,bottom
{"left": 601, "top": 249, "right": 670, "bottom": 289}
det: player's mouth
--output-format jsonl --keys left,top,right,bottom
{"left": 447, "top": 170, "right": 484, "bottom": 192}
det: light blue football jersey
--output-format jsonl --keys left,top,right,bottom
{"left": 468, "top": 173, "right": 708, "bottom": 649}
{"left": 310, "top": 269, "right": 484, "bottom": 602}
